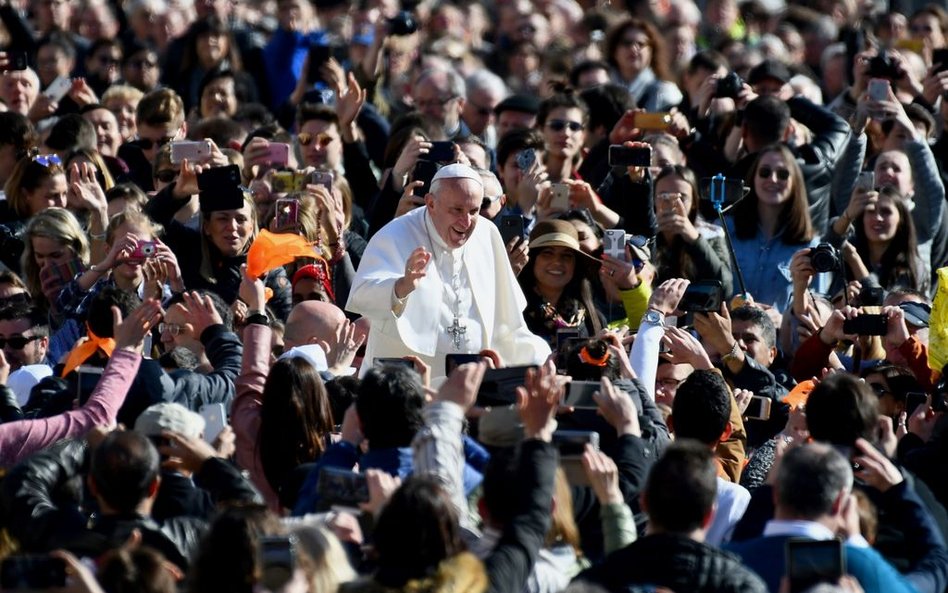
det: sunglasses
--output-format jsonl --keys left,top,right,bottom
{"left": 0, "top": 335, "right": 42, "bottom": 349}
{"left": 619, "top": 38, "right": 649, "bottom": 50}
{"left": 758, "top": 166, "right": 791, "bottom": 181}
{"left": 297, "top": 132, "right": 335, "bottom": 148}
{"left": 155, "top": 169, "right": 178, "bottom": 183}
{"left": 138, "top": 135, "right": 175, "bottom": 150}
{"left": 158, "top": 322, "right": 185, "bottom": 336}
{"left": 481, "top": 194, "right": 503, "bottom": 209}
{"left": 33, "top": 154, "right": 62, "bottom": 168}
{"left": 547, "top": 119, "right": 584, "bottom": 133}
{"left": 129, "top": 58, "right": 158, "bottom": 69}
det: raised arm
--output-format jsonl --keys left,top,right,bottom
{"left": 0, "top": 300, "right": 160, "bottom": 468}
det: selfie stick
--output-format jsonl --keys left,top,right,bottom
{"left": 709, "top": 174, "right": 749, "bottom": 297}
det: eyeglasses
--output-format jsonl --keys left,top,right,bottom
{"left": 32, "top": 154, "right": 62, "bottom": 168}
{"left": 158, "top": 323, "right": 185, "bottom": 336}
{"left": 138, "top": 135, "right": 175, "bottom": 150}
{"left": 758, "top": 166, "right": 791, "bottom": 181}
{"left": 97, "top": 55, "right": 121, "bottom": 66}
{"left": 155, "top": 169, "right": 178, "bottom": 183}
{"left": 297, "top": 132, "right": 335, "bottom": 148}
{"left": 415, "top": 96, "right": 457, "bottom": 110}
{"left": 0, "top": 335, "right": 42, "bottom": 350}
{"left": 619, "top": 38, "right": 649, "bottom": 50}
{"left": 546, "top": 119, "right": 584, "bottom": 133}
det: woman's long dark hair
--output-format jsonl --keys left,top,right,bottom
{"left": 852, "top": 187, "right": 925, "bottom": 292}
{"left": 258, "top": 358, "right": 335, "bottom": 496}
{"left": 654, "top": 165, "right": 703, "bottom": 281}
{"left": 731, "top": 144, "right": 814, "bottom": 243}
{"left": 604, "top": 17, "right": 673, "bottom": 81}
{"left": 519, "top": 246, "right": 603, "bottom": 337}
{"left": 373, "top": 476, "right": 465, "bottom": 587}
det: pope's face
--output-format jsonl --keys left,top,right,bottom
{"left": 426, "top": 178, "right": 483, "bottom": 249}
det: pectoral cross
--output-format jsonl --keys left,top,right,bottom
{"left": 447, "top": 316, "right": 468, "bottom": 350}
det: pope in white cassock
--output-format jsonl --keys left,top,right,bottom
{"left": 347, "top": 163, "right": 551, "bottom": 376}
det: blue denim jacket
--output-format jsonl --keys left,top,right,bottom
{"left": 723, "top": 217, "right": 824, "bottom": 312}
{"left": 292, "top": 437, "right": 488, "bottom": 516}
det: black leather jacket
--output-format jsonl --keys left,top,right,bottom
{"left": 0, "top": 438, "right": 261, "bottom": 570}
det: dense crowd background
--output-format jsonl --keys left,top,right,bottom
{"left": 0, "top": 0, "right": 947, "bottom": 591}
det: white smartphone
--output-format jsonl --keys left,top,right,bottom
{"left": 868, "top": 79, "right": 889, "bottom": 102}
{"left": 200, "top": 403, "right": 228, "bottom": 443}
{"left": 551, "top": 183, "right": 570, "bottom": 211}
{"left": 44, "top": 77, "right": 71, "bottom": 102}
{"left": 603, "top": 229, "right": 627, "bottom": 262}
{"left": 170, "top": 140, "right": 213, "bottom": 164}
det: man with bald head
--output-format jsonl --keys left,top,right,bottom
{"left": 348, "top": 163, "right": 549, "bottom": 377}
{"left": 283, "top": 300, "right": 346, "bottom": 350}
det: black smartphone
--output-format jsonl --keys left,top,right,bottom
{"left": 905, "top": 391, "right": 928, "bottom": 417}
{"left": 843, "top": 314, "right": 888, "bottom": 336}
{"left": 445, "top": 353, "right": 482, "bottom": 376}
{"left": 477, "top": 365, "right": 538, "bottom": 408}
{"left": 786, "top": 539, "right": 845, "bottom": 593}
{"left": 306, "top": 44, "right": 331, "bottom": 83}
{"left": 258, "top": 536, "right": 297, "bottom": 591}
{"left": 679, "top": 280, "right": 724, "bottom": 313}
{"left": 551, "top": 430, "right": 599, "bottom": 456}
{"left": 934, "top": 49, "right": 948, "bottom": 74}
{"left": 8, "top": 50, "right": 28, "bottom": 71}
{"left": 373, "top": 357, "right": 414, "bottom": 369}
{"left": 316, "top": 466, "right": 370, "bottom": 506}
{"left": 412, "top": 159, "right": 440, "bottom": 197}
{"left": 0, "top": 555, "right": 68, "bottom": 589}
{"left": 499, "top": 214, "right": 526, "bottom": 247}
{"left": 744, "top": 395, "right": 772, "bottom": 421}
{"left": 608, "top": 145, "right": 651, "bottom": 167}
{"left": 564, "top": 381, "right": 600, "bottom": 409}
{"left": 197, "top": 164, "right": 241, "bottom": 191}
{"left": 427, "top": 141, "right": 455, "bottom": 163}
{"left": 858, "top": 286, "right": 885, "bottom": 307}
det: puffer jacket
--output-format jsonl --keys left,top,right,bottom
{"left": 576, "top": 532, "right": 768, "bottom": 593}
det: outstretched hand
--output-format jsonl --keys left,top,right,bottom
{"left": 395, "top": 247, "right": 431, "bottom": 299}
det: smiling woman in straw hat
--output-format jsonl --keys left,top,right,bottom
{"left": 518, "top": 219, "right": 604, "bottom": 345}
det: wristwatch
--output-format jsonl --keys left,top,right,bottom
{"left": 642, "top": 309, "right": 665, "bottom": 328}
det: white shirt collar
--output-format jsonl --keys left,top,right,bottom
{"left": 763, "top": 519, "right": 836, "bottom": 541}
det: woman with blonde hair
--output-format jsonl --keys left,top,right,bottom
{"left": 290, "top": 524, "right": 357, "bottom": 593}
{"left": 56, "top": 209, "right": 183, "bottom": 323}
{"left": 21, "top": 208, "right": 91, "bottom": 323}
{"left": 150, "top": 177, "right": 293, "bottom": 320}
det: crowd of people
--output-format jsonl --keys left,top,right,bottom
{"left": 0, "top": 0, "right": 947, "bottom": 591}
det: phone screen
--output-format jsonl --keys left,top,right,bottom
{"left": 679, "top": 281, "right": 724, "bottom": 313}
{"left": 786, "top": 539, "right": 844, "bottom": 593}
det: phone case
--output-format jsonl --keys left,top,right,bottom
{"left": 201, "top": 404, "right": 228, "bottom": 443}
{"left": 634, "top": 112, "right": 672, "bottom": 130}
{"left": 603, "top": 229, "right": 627, "bottom": 261}
{"left": 551, "top": 184, "right": 570, "bottom": 210}
{"left": 275, "top": 197, "right": 300, "bottom": 229}
{"left": 44, "top": 77, "right": 71, "bottom": 102}
{"left": 267, "top": 143, "right": 290, "bottom": 166}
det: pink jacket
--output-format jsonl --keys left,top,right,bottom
{"left": 0, "top": 349, "right": 142, "bottom": 468}
{"left": 232, "top": 323, "right": 280, "bottom": 510}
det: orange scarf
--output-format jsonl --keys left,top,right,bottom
{"left": 61, "top": 329, "right": 115, "bottom": 377}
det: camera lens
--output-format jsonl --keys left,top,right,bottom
{"left": 810, "top": 243, "right": 839, "bottom": 273}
